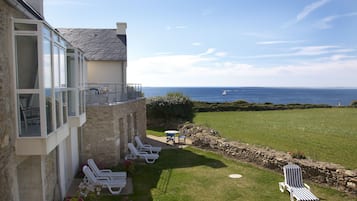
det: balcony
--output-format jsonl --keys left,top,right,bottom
{"left": 86, "top": 83, "right": 143, "bottom": 105}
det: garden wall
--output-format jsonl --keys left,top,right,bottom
{"left": 180, "top": 124, "right": 357, "bottom": 195}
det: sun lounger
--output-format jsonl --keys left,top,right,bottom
{"left": 87, "top": 159, "right": 127, "bottom": 179}
{"left": 134, "top": 136, "right": 162, "bottom": 154}
{"left": 126, "top": 143, "right": 159, "bottom": 164}
{"left": 82, "top": 165, "right": 126, "bottom": 195}
{"left": 279, "top": 163, "right": 319, "bottom": 201}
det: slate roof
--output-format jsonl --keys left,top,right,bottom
{"left": 58, "top": 28, "right": 127, "bottom": 61}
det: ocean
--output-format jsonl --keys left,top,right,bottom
{"left": 142, "top": 87, "right": 357, "bottom": 106}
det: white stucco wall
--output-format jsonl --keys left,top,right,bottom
{"left": 58, "top": 128, "right": 80, "bottom": 199}
{"left": 70, "top": 128, "right": 79, "bottom": 178}
{"left": 87, "top": 61, "right": 126, "bottom": 84}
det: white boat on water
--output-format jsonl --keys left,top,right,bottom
{"left": 222, "top": 90, "right": 227, "bottom": 96}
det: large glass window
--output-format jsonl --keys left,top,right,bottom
{"left": 79, "top": 90, "right": 85, "bottom": 115}
{"left": 55, "top": 91, "right": 61, "bottom": 128}
{"left": 15, "top": 35, "right": 39, "bottom": 89}
{"left": 59, "top": 48, "right": 66, "bottom": 88}
{"left": 46, "top": 96, "right": 53, "bottom": 134}
{"left": 53, "top": 46, "right": 60, "bottom": 88}
{"left": 68, "top": 90, "right": 76, "bottom": 116}
{"left": 14, "top": 23, "right": 37, "bottom": 31}
{"left": 43, "top": 38, "right": 52, "bottom": 89}
{"left": 67, "top": 52, "right": 75, "bottom": 88}
{"left": 13, "top": 19, "right": 72, "bottom": 138}
{"left": 18, "top": 94, "right": 40, "bottom": 137}
{"left": 62, "top": 91, "right": 68, "bottom": 124}
{"left": 67, "top": 49, "right": 86, "bottom": 118}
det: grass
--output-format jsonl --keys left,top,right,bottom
{"left": 84, "top": 147, "right": 354, "bottom": 201}
{"left": 193, "top": 108, "right": 357, "bottom": 169}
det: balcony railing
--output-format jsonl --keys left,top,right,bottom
{"left": 86, "top": 83, "right": 143, "bottom": 105}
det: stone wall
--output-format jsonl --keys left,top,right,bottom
{"left": 0, "top": 1, "right": 29, "bottom": 200}
{"left": 81, "top": 98, "right": 146, "bottom": 167}
{"left": 181, "top": 124, "right": 357, "bottom": 195}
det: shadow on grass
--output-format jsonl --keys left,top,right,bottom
{"left": 127, "top": 148, "right": 227, "bottom": 201}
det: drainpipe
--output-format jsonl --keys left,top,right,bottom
{"left": 6, "top": 0, "right": 44, "bottom": 20}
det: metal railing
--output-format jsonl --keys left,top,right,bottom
{"left": 86, "top": 83, "right": 143, "bottom": 105}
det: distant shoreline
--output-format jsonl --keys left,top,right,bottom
{"left": 143, "top": 87, "right": 357, "bottom": 106}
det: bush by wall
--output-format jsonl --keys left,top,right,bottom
{"left": 193, "top": 101, "right": 332, "bottom": 112}
{"left": 146, "top": 92, "right": 194, "bottom": 130}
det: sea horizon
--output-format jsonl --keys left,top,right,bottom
{"left": 142, "top": 86, "right": 357, "bottom": 106}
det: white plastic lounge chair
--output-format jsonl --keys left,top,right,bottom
{"left": 87, "top": 159, "right": 127, "bottom": 179}
{"left": 134, "top": 136, "right": 162, "bottom": 154}
{"left": 126, "top": 143, "right": 159, "bottom": 164}
{"left": 279, "top": 163, "right": 319, "bottom": 201}
{"left": 82, "top": 165, "right": 126, "bottom": 195}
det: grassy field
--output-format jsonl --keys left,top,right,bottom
{"left": 193, "top": 108, "right": 357, "bottom": 169}
{"left": 85, "top": 147, "right": 354, "bottom": 201}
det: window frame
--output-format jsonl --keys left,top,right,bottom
{"left": 12, "top": 18, "right": 69, "bottom": 138}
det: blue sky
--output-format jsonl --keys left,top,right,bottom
{"left": 44, "top": 0, "right": 357, "bottom": 87}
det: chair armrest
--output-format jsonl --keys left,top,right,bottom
{"left": 304, "top": 183, "right": 311, "bottom": 190}
{"left": 142, "top": 144, "right": 152, "bottom": 148}
{"left": 96, "top": 176, "right": 110, "bottom": 181}
{"left": 100, "top": 169, "right": 113, "bottom": 173}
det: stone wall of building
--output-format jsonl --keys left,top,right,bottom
{"left": 0, "top": 1, "right": 29, "bottom": 200}
{"left": 181, "top": 124, "right": 357, "bottom": 195}
{"left": 81, "top": 98, "right": 146, "bottom": 167}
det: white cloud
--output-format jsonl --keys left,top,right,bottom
{"left": 296, "top": 0, "right": 330, "bottom": 22}
{"left": 317, "top": 12, "right": 357, "bottom": 29}
{"left": 256, "top": 40, "right": 305, "bottom": 45}
{"left": 239, "top": 46, "right": 355, "bottom": 59}
{"left": 166, "top": 25, "right": 187, "bottom": 31}
{"left": 199, "top": 48, "right": 216, "bottom": 56}
{"left": 330, "top": 54, "right": 356, "bottom": 61}
{"left": 127, "top": 50, "right": 357, "bottom": 87}
{"left": 192, "top": 42, "right": 202, "bottom": 46}
{"left": 215, "top": 52, "right": 227, "bottom": 57}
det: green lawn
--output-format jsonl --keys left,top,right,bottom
{"left": 85, "top": 147, "right": 354, "bottom": 201}
{"left": 193, "top": 108, "right": 357, "bottom": 169}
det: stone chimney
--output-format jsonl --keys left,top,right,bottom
{"left": 116, "top": 22, "right": 127, "bottom": 45}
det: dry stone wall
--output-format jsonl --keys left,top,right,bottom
{"left": 180, "top": 124, "right": 357, "bottom": 195}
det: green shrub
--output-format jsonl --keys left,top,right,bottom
{"left": 351, "top": 100, "right": 357, "bottom": 107}
{"left": 146, "top": 92, "right": 194, "bottom": 129}
{"left": 290, "top": 150, "right": 307, "bottom": 159}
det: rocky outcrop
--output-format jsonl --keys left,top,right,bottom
{"left": 180, "top": 123, "right": 357, "bottom": 195}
